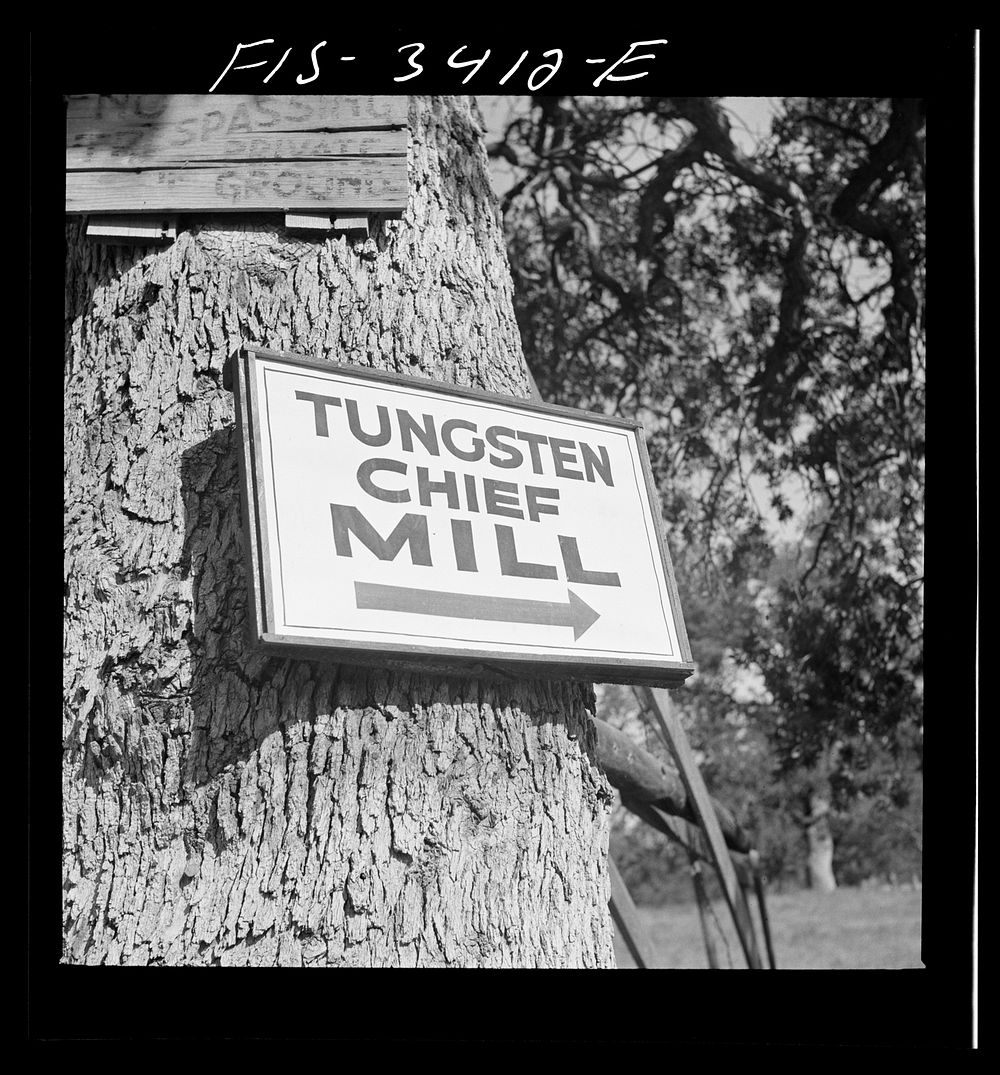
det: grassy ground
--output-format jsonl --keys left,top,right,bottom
{"left": 614, "top": 885, "right": 923, "bottom": 969}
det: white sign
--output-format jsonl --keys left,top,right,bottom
{"left": 232, "top": 348, "right": 693, "bottom": 686}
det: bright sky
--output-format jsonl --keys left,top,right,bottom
{"left": 477, "top": 96, "right": 781, "bottom": 196}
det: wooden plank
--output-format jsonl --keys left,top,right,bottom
{"left": 284, "top": 213, "right": 371, "bottom": 239}
{"left": 595, "top": 717, "right": 687, "bottom": 814}
{"left": 689, "top": 856, "right": 722, "bottom": 969}
{"left": 621, "top": 796, "right": 753, "bottom": 887}
{"left": 609, "top": 859, "right": 659, "bottom": 969}
{"left": 67, "top": 129, "right": 407, "bottom": 171}
{"left": 244, "top": 350, "right": 280, "bottom": 640}
{"left": 284, "top": 212, "right": 333, "bottom": 235}
{"left": 66, "top": 160, "right": 407, "bottom": 214}
{"left": 594, "top": 716, "right": 751, "bottom": 853}
{"left": 246, "top": 634, "right": 692, "bottom": 688}
{"left": 85, "top": 215, "right": 177, "bottom": 245}
{"left": 66, "top": 95, "right": 409, "bottom": 216}
{"left": 637, "top": 686, "right": 763, "bottom": 969}
{"left": 333, "top": 215, "right": 370, "bottom": 237}
{"left": 231, "top": 351, "right": 269, "bottom": 645}
{"left": 66, "top": 95, "right": 407, "bottom": 141}
{"left": 749, "top": 850, "right": 778, "bottom": 969}
{"left": 635, "top": 438, "right": 694, "bottom": 664}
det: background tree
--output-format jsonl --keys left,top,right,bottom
{"left": 493, "top": 96, "right": 925, "bottom": 888}
{"left": 62, "top": 94, "right": 617, "bottom": 968}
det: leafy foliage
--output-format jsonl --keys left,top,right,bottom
{"left": 495, "top": 97, "right": 925, "bottom": 887}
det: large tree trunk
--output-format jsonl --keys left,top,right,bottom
{"left": 63, "top": 95, "right": 617, "bottom": 967}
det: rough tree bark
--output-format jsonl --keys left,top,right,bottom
{"left": 63, "top": 95, "right": 617, "bottom": 967}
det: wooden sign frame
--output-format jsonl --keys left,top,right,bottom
{"left": 229, "top": 347, "right": 694, "bottom": 687}
{"left": 66, "top": 95, "right": 408, "bottom": 215}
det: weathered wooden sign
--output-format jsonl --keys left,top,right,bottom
{"left": 230, "top": 348, "right": 694, "bottom": 686}
{"left": 65, "top": 95, "right": 407, "bottom": 214}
